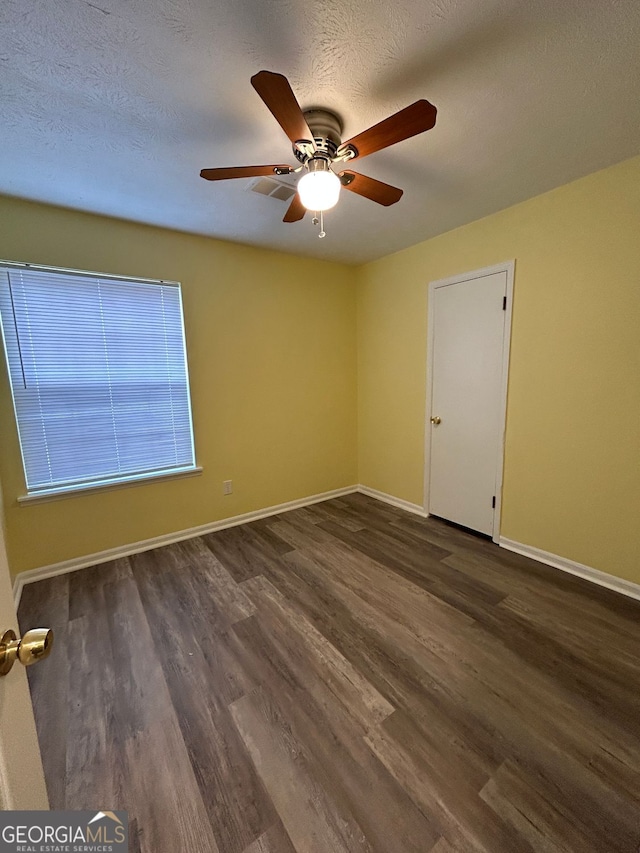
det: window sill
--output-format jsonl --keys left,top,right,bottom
{"left": 18, "top": 466, "right": 203, "bottom": 505}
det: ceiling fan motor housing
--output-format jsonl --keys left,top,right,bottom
{"left": 294, "top": 109, "right": 344, "bottom": 163}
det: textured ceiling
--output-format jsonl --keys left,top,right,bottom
{"left": 1, "top": 0, "right": 640, "bottom": 264}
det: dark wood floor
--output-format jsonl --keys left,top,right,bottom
{"left": 19, "top": 493, "right": 640, "bottom": 853}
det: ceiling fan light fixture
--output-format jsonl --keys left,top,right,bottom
{"left": 201, "top": 72, "right": 437, "bottom": 227}
{"left": 297, "top": 158, "right": 341, "bottom": 212}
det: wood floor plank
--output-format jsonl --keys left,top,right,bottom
{"left": 441, "top": 549, "right": 562, "bottom": 599}
{"left": 132, "top": 561, "right": 274, "bottom": 853}
{"left": 300, "top": 499, "right": 368, "bottom": 531}
{"left": 124, "top": 716, "right": 221, "bottom": 853}
{"left": 230, "top": 687, "right": 373, "bottom": 853}
{"left": 317, "top": 517, "right": 444, "bottom": 570}
{"left": 504, "top": 740, "right": 640, "bottom": 853}
{"left": 499, "top": 587, "right": 640, "bottom": 663}
{"left": 322, "top": 512, "right": 452, "bottom": 564}
{"left": 124, "top": 541, "right": 193, "bottom": 578}
{"left": 479, "top": 759, "right": 597, "bottom": 853}
{"left": 587, "top": 744, "right": 640, "bottom": 801}
{"left": 338, "top": 492, "right": 411, "bottom": 526}
{"left": 275, "top": 547, "right": 640, "bottom": 851}
{"left": 65, "top": 613, "right": 123, "bottom": 811}
{"left": 242, "top": 518, "right": 298, "bottom": 556}
{"left": 261, "top": 546, "right": 447, "bottom": 697}
{"left": 19, "top": 496, "right": 640, "bottom": 853}
{"left": 284, "top": 544, "right": 475, "bottom": 659}
{"left": 428, "top": 839, "right": 458, "bottom": 853}
{"left": 270, "top": 505, "right": 357, "bottom": 546}
{"left": 67, "top": 557, "right": 132, "bottom": 620}
{"left": 232, "top": 613, "right": 441, "bottom": 853}
{"left": 317, "top": 519, "right": 507, "bottom": 621}
{"left": 364, "top": 722, "right": 537, "bottom": 853}
{"left": 242, "top": 822, "right": 297, "bottom": 853}
{"left": 382, "top": 707, "right": 491, "bottom": 808}
{"left": 128, "top": 818, "right": 143, "bottom": 853}
{"left": 141, "top": 561, "right": 255, "bottom": 707}
{"left": 241, "top": 574, "right": 395, "bottom": 729}
{"left": 178, "top": 536, "right": 257, "bottom": 623}
{"left": 102, "top": 573, "right": 174, "bottom": 739}
{"left": 202, "top": 523, "right": 288, "bottom": 583}
{"left": 471, "top": 594, "right": 640, "bottom": 734}
{"left": 288, "top": 537, "right": 640, "bottom": 784}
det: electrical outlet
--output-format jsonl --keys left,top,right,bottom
{"left": 223, "top": 480, "right": 233, "bottom": 496}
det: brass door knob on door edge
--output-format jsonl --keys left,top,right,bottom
{"left": 0, "top": 628, "right": 54, "bottom": 676}
{"left": 430, "top": 416, "right": 441, "bottom": 424}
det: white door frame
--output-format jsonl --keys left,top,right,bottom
{"left": 423, "top": 260, "right": 515, "bottom": 543}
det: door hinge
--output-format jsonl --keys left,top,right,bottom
{"left": 502, "top": 296, "right": 507, "bottom": 310}
{"left": 492, "top": 495, "right": 496, "bottom": 508}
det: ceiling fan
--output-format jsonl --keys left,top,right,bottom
{"left": 200, "top": 71, "right": 437, "bottom": 236}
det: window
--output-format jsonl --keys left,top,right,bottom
{"left": 0, "top": 262, "right": 197, "bottom": 498}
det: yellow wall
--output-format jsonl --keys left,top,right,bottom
{"left": 0, "top": 197, "right": 358, "bottom": 577}
{"left": 2, "top": 155, "right": 640, "bottom": 587}
{"left": 357, "top": 154, "right": 640, "bottom": 584}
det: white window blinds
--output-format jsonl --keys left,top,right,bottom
{"left": 0, "top": 264, "right": 196, "bottom": 495}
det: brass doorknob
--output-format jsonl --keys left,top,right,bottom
{"left": 430, "top": 416, "right": 441, "bottom": 425}
{"left": 0, "top": 628, "right": 54, "bottom": 677}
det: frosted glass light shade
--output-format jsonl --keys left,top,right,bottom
{"left": 298, "top": 168, "right": 341, "bottom": 211}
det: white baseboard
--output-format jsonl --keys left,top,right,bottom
{"left": 12, "top": 485, "right": 358, "bottom": 608}
{"left": 14, "top": 485, "right": 638, "bottom": 610}
{"left": 356, "top": 485, "right": 427, "bottom": 517}
{"left": 499, "top": 537, "right": 640, "bottom": 603}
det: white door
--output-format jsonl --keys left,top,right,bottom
{"left": 0, "top": 485, "right": 49, "bottom": 809}
{"left": 426, "top": 263, "right": 513, "bottom": 538}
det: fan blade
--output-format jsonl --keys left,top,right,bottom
{"left": 339, "top": 171, "right": 403, "bottom": 206}
{"left": 251, "top": 71, "right": 316, "bottom": 149}
{"left": 283, "top": 193, "right": 306, "bottom": 222}
{"left": 200, "top": 165, "right": 292, "bottom": 181}
{"left": 338, "top": 100, "right": 437, "bottom": 160}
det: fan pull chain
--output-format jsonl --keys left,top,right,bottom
{"left": 311, "top": 212, "right": 327, "bottom": 238}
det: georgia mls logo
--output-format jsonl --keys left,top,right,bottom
{"left": 0, "top": 810, "right": 128, "bottom": 852}
{"left": 86, "top": 811, "right": 126, "bottom": 841}
{"left": 88, "top": 811, "right": 122, "bottom": 829}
